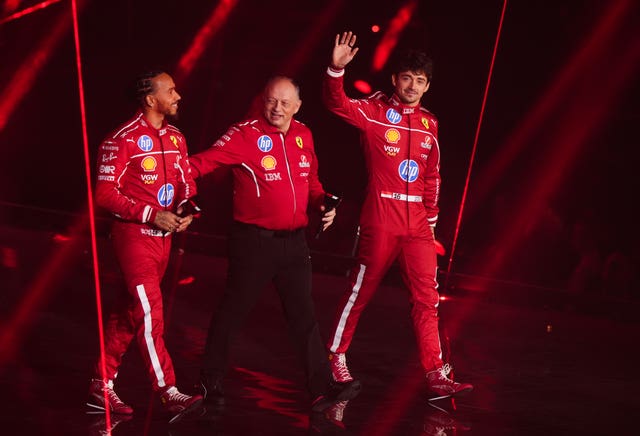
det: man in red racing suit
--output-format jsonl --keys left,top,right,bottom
{"left": 323, "top": 32, "right": 473, "bottom": 399}
{"left": 87, "top": 71, "right": 202, "bottom": 418}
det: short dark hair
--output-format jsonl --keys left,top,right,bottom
{"left": 131, "top": 70, "right": 166, "bottom": 106}
{"left": 391, "top": 49, "right": 433, "bottom": 82}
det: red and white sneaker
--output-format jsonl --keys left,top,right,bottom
{"left": 329, "top": 352, "right": 354, "bottom": 383}
{"left": 86, "top": 379, "right": 133, "bottom": 415}
{"left": 426, "top": 364, "right": 473, "bottom": 399}
{"left": 326, "top": 400, "right": 349, "bottom": 423}
{"left": 160, "top": 386, "right": 203, "bottom": 414}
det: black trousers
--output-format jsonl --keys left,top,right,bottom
{"left": 201, "top": 221, "right": 331, "bottom": 397}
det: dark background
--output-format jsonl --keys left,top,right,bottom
{"left": 1, "top": 0, "right": 638, "bottom": 293}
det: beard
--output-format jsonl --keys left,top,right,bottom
{"left": 163, "top": 106, "right": 179, "bottom": 122}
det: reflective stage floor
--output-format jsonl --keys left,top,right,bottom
{"left": 1, "top": 224, "right": 638, "bottom": 435}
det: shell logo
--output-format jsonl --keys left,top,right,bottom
{"left": 141, "top": 156, "right": 157, "bottom": 172}
{"left": 384, "top": 128, "right": 401, "bottom": 144}
{"left": 261, "top": 155, "right": 277, "bottom": 170}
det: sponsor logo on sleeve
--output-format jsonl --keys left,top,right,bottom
{"left": 157, "top": 184, "right": 175, "bottom": 207}
{"left": 137, "top": 135, "right": 153, "bottom": 152}
{"left": 398, "top": 159, "right": 419, "bottom": 182}
{"left": 257, "top": 135, "right": 273, "bottom": 152}
{"left": 99, "top": 165, "right": 115, "bottom": 174}
{"left": 102, "top": 145, "right": 119, "bottom": 151}
{"left": 101, "top": 152, "right": 117, "bottom": 162}
{"left": 97, "top": 175, "right": 115, "bottom": 181}
{"left": 385, "top": 108, "right": 402, "bottom": 124}
{"left": 261, "top": 155, "right": 277, "bottom": 170}
{"left": 141, "top": 156, "right": 157, "bottom": 172}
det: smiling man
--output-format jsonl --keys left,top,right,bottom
{"left": 189, "top": 76, "right": 361, "bottom": 412}
{"left": 322, "top": 32, "right": 473, "bottom": 400}
{"left": 87, "top": 70, "right": 202, "bottom": 421}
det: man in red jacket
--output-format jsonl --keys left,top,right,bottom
{"left": 323, "top": 32, "right": 473, "bottom": 399}
{"left": 190, "top": 76, "right": 360, "bottom": 411}
{"left": 87, "top": 70, "right": 202, "bottom": 420}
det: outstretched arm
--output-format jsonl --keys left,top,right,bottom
{"left": 331, "top": 31, "right": 359, "bottom": 69}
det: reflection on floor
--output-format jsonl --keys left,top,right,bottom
{"left": 1, "top": 224, "right": 638, "bottom": 435}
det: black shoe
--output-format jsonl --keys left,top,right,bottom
{"left": 199, "top": 374, "right": 225, "bottom": 407}
{"left": 330, "top": 379, "right": 361, "bottom": 402}
{"left": 311, "top": 380, "right": 361, "bottom": 412}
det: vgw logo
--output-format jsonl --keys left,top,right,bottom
{"left": 398, "top": 160, "right": 419, "bottom": 182}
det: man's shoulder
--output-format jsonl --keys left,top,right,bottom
{"left": 232, "top": 118, "right": 261, "bottom": 133}
{"left": 291, "top": 118, "right": 311, "bottom": 133}
{"left": 365, "top": 90, "right": 389, "bottom": 104}
{"left": 419, "top": 106, "right": 438, "bottom": 122}
{"left": 165, "top": 123, "right": 184, "bottom": 136}
{"left": 108, "top": 113, "right": 145, "bottom": 141}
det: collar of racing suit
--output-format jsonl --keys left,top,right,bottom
{"left": 388, "top": 94, "right": 421, "bottom": 114}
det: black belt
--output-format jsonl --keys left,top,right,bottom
{"left": 233, "top": 221, "right": 305, "bottom": 238}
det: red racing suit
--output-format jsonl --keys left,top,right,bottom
{"left": 94, "top": 111, "right": 197, "bottom": 391}
{"left": 323, "top": 67, "right": 444, "bottom": 372}
{"left": 189, "top": 116, "right": 325, "bottom": 229}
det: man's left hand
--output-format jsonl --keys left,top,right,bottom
{"left": 320, "top": 205, "right": 336, "bottom": 231}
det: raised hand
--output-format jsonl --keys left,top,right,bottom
{"left": 331, "top": 31, "right": 359, "bottom": 70}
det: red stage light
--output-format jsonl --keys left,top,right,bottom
{"left": 353, "top": 79, "right": 372, "bottom": 94}
{"left": 0, "top": 0, "right": 62, "bottom": 25}
{"left": 371, "top": 24, "right": 380, "bottom": 33}
{"left": 175, "top": 0, "right": 239, "bottom": 84}
{"left": 371, "top": 0, "right": 417, "bottom": 72}
{"left": 178, "top": 276, "right": 196, "bottom": 285}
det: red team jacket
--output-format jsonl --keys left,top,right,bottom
{"left": 95, "top": 112, "right": 197, "bottom": 233}
{"left": 323, "top": 68, "right": 441, "bottom": 234}
{"left": 189, "top": 116, "right": 325, "bottom": 231}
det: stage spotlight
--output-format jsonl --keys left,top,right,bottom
{"left": 353, "top": 79, "right": 372, "bottom": 94}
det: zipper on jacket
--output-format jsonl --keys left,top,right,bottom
{"left": 280, "top": 133, "right": 297, "bottom": 228}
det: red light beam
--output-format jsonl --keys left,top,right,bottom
{"left": 445, "top": 0, "right": 508, "bottom": 283}
{"left": 371, "top": 0, "right": 417, "bottom": 72}
{"left": 175, "top": 0, "right": 239, "bottom": 84}
{"left": 0, "top": 7, "right": 70, "bottom": 133}
{"left": 0, "top": 0, "right": 62, "bottom": 25}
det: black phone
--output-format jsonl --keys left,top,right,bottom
{"left": 315, "top": 193, "right": 342, "bottom": 238}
